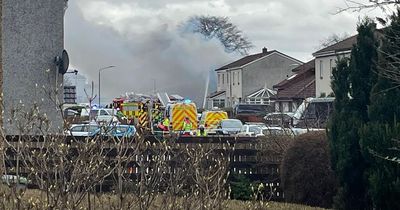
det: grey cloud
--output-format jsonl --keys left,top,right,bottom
{"left": 65, "top": 1, "right": 235, "bottom": 105}
{"left": 65, "top": 0, "right": 387, "bottom": 104}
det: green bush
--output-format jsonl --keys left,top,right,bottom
{"left": 229, "top": 174, "right": 252, "bottom": 200}
{"left": 281, "top": 131, "right": 337, "bottom": 208}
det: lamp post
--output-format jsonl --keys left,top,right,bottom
{"left": 98, "top": 65, "right": 116, "bottom": 106}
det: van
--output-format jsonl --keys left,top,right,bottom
{"left": 292, "top": 97, "right": 334, "bottom": 128}
{"left": 200, "top": 110, "right": 228, "bottom": 129}
{"left": 165, "top": 102, "right": 197, "bottom": 131}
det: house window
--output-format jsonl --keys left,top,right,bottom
{"left": 320, "top": 60, "right": 323, "bottom": 79}
{"left": 222, "top": 73, "right": 224, "bottom": 84}
{"left": 233, "top": 72, "right": 235, "bottom": 85}
{"left": 289, "top": 101, "right": 293, "bottom": 112}
{"left": 218, "top": 74, "right": 221, "bottom": 86}
{"left": 213, "top": 99, "right": 225, "bottom": 108}
{"left": 329, "top": 59, "right": 333, "bottom": 76}
{"left": 238, "top": 71, "right": 240, "bottom": 85}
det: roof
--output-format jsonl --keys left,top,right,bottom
{"left": 246, "top": 87, "right": 276, "bottom": 98}
{"left": 274, "top": 59, "right": 315, "bottom": 89}
{"left": 207, "top": 91, "right": 226, "bottom": 99}
{"left": 313, "top": 35, "right": 357, "bottom": 57}
{"left": 272, "top": 61, "right": 316, "bottom": 100}
{"left": 215, "top": 50, "right": 302, "bottom": 71}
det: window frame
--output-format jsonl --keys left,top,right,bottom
{"left": 319, "top": 60, "right": 323, "bottom": 79}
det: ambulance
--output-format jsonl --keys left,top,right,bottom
{"left": 200, "top": 108, "right": 228, "bottom": 129}
{"left": 165, "top": 100, "right": 198, "bottom": 131}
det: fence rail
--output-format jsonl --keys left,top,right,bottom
{"left": 3, "top": 135, "right": 284, "bottom": 200}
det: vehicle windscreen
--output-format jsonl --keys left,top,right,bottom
{"left": 249, "top": 126, "right": 262, "bottom": 134}
{"left": 221, "top": 120, "right": 242, "bottom": 128}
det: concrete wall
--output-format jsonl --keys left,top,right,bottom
{"left": 242, "top": 52, "right": 302, "bottom": 97}
{"left": 2, "top": 0, "right": 65, "bottom": 134}
{"left": 315, "top": 53, "right": 350, "bottom": 97}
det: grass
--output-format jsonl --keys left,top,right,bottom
{"left": 0, "top": 186, "right": 328, "bottom": 209}
{"left": 227, "top": 200, "right": 328, "bottom": 210}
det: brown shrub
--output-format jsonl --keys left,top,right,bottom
{"left": 280, "top": 131, "right": 337, "bottom": 208}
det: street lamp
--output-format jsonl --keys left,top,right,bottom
{"left": 98, "top": 65, "right": 116, "bottom": 106}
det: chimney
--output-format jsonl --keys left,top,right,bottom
{"left": 262, "top": 47, "right": 268, "bottom": 54}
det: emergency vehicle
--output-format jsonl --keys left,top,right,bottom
{"left": 165, "top": 100, "right": 198, "bottom": 131}
{"left": 200, "top": 109, "right": 228, "bottom": 129}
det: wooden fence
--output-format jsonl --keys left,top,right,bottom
{"left": 3, "top": 135, "right": 285, "bottom": 200}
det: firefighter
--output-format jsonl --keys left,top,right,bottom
{"left": 197, "top": 124, "right": 207, "bottom": 136}
{"left": 161, "top": 116, "right": 170, "bottom": 131}
{"left": 115, "top": 108, "right": 126, "bottom": 124}
{"left": 116, "top": 108, "right": 125, "bottom": 119}
{"left": 182, "top": 117, "right": 192, "bottom": 132}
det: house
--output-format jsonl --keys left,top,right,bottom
{"left": 313, "top": 35, "right": 357, "bottom": 97}
{"left": 272, "top": 60, "right": 316, "bottom": 113}
{"left": 208, "top": 48, "right": 303, "bottom": 108}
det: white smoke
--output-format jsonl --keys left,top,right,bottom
{"left": 64, "top": 1, "right": 238, "bottom": 105}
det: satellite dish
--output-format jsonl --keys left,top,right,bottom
{"left": 56, "top": 50, "right": 69, "bottom": 74}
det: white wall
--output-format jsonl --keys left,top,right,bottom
{"left": 229, "top": 69, "right": 242, "bottom": 102}
{"left": 217, "top": 70, "right": 228, "bottom": 92}
{"left": 217, "top": 69, "right": 243, "bottom": 107}
{"left": 315, "top": 52, "right": 351, "bottom": 97}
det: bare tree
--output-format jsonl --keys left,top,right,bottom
{"left": 319, "top": 33, "right": 350, "bottom": 49}
{"left": 0, "top": 71, "right": 286, "bottom": 209}
{"left": 183, "top": 15, "right": 253, "bottom": 55}
{"left": 337, "top": 0, "right": 400, "bottom": 13}
{"left": 369, "top": 138, "right": 400, "bottom": 164}
{"left": 84, "top": 81, "right": 97, "bottom": 108}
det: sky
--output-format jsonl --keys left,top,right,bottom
{"left": 64, "top": 0, "right": 392, "bottom": 106}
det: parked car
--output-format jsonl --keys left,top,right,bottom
{"left": 264, "top": 112, "right": 294, "bottom": 127}
{"left": 89, "top": 108, "right": 119, "bottom": 124}
{"left": 234, "top": 104, "right": 274, "bottom": 123}
{"left": 64, "top": 109, "right": 79, "bottom": 117}
{"left": 215, "top": 119, "right": 243, "bottom": 135}
{"left": 2, "top": 175, "right": 28, "bottom": 192}
{"left": 237, "top": 124, "right": 265, "bottom": 137}
{"left": 261, "top": 126, "right": 292, "bottom": 136}
{"left": 66, "top": 124, "right": 100, "bottom": 137}
{"left": 92, "top": 125, "right": 136, "bottom": 138}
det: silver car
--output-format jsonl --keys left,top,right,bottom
{"left": 66, "top": 124, "right": 100, "bottom": 137}
{"left": 215, "top": 119, "right": 243, "bottom": 135}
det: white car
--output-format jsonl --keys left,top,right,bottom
{"left": 89, "top": 108, "right": 119, "bottom": 124}
{"left": 66, "top": 124, "right": 100, "bottom": 137}
{"left": 237, "top": 124, "right": 265, "bottom": 137}
{"left": 214, "top": 119, "right": 243, "bottom": 135}
{"left": 261, "top": 126, "right": 295, "bottom": 136}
